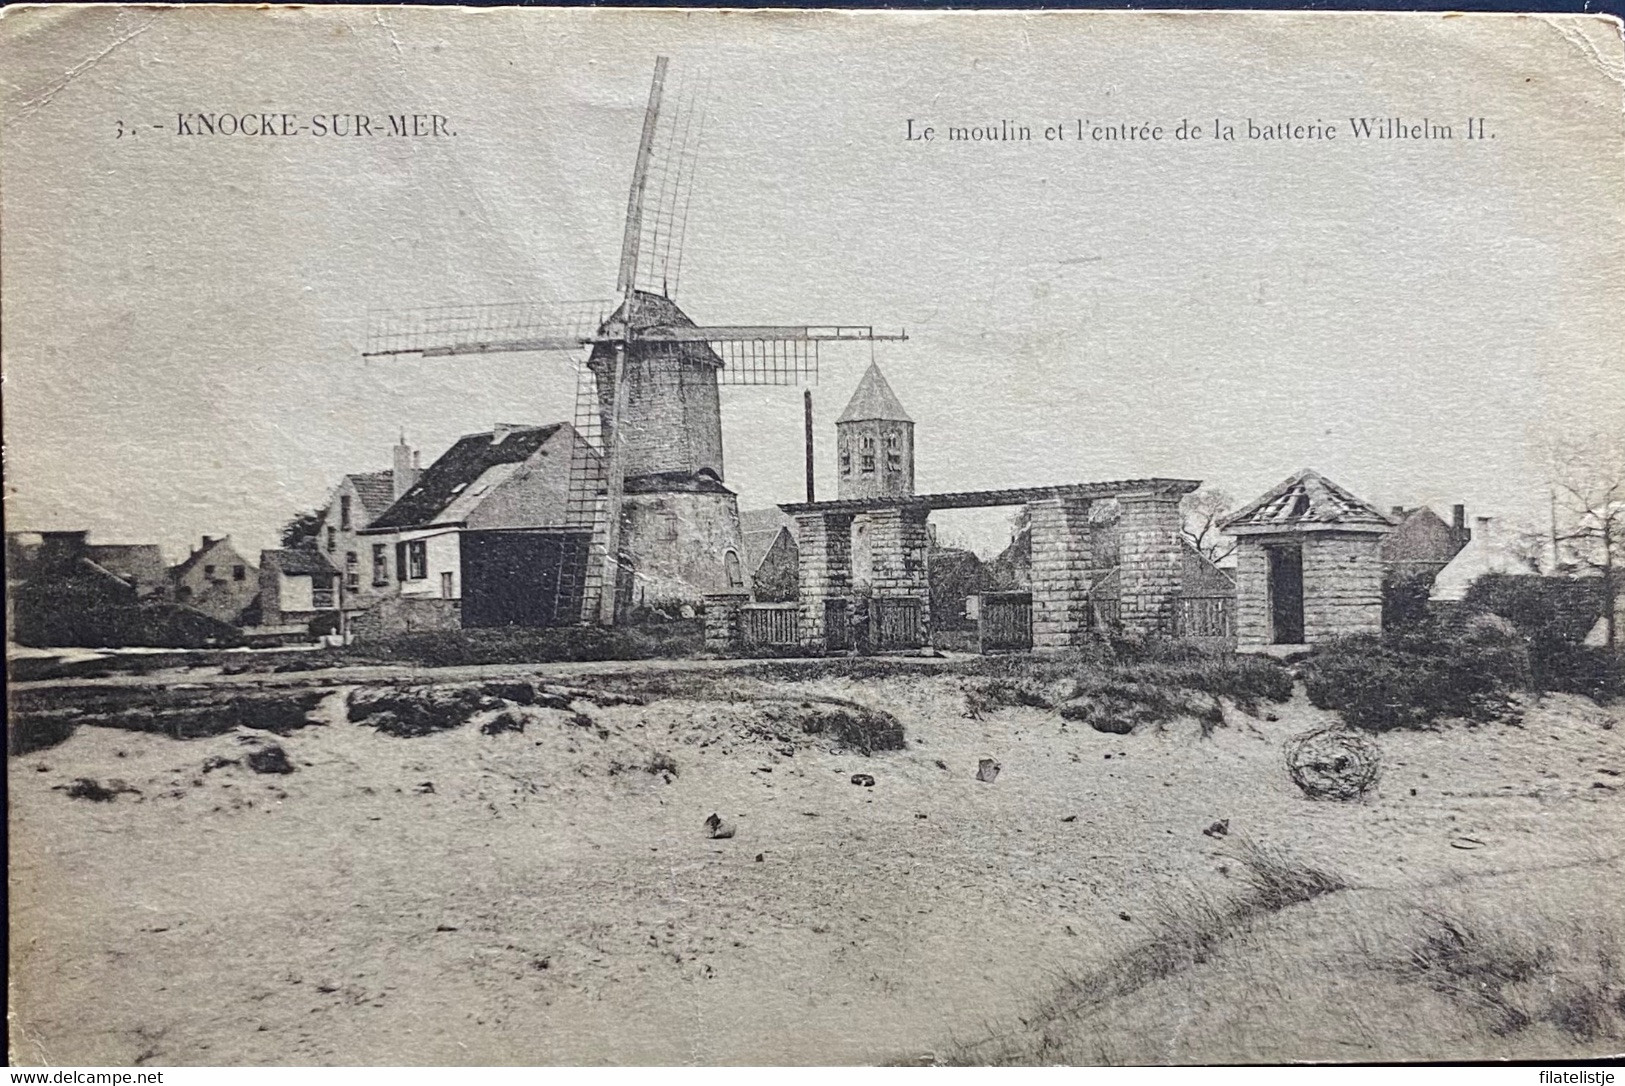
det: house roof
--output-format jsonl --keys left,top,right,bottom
{"left": 837, "top": 362, "right": 912, "bottom": 424}
{"left": 348, "top": 470, "right": 396, "bottom": 520}
{"left": 1219, "top": 469, "right": 1394, "bottom": 534}
{"left": 170, "top": 535, "right": 254, "bottom": 579}
{"left": 368, "top": 424, "right": 567, "bottom": 531}
{"left": 86, "top": 543, "right": 165, "bottom": 583}
{"left": 268, "top": 548, "right": 337, "bottom": 576}
{"left": 1382, "top": 506, "right": 1469, "bottom": 566}
{"left": 736, "top": 508, "right": 796, "bottom": 575}
{"left": 739, "top": 507, "right": 795, "bottom": 537}
{"left": 1429, "top": 518, "right": 1533, "bottom": 602}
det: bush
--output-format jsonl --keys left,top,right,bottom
{"left": 1534, "top": 644, "right": 1625, "bottom": 704}
{"left": 347, "top": 620, "right": 703, "bottom": 667}
{"left": 792, "top": 702, "right": 906, "bottom": 755}
{"left": 960, "top": 642, "right": 1292, "bottom": 733}
{"left": 1462, "top": 574, "right": 1604, "bottom": 646}
{"left": 1459, "top": 574, "right": 1621, "bottom": 702}
{"left": 347, "top": 684, "right": 498, "bottom": 737}
{"left": 1383, "top": 569, "right": 1438, "bottom": 630}
{"left": 1301, "top": 627, "right": 1529, "bottom": 731}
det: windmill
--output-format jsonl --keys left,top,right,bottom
{"left": 364, "top": 57, "right": 906, "bottom": 625}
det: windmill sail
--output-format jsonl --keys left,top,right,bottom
{"left": 363, "top": 299, "right": 610, "bottom": 358}
{"left": 617, "top": 58, "right": 707, "bottom": 301}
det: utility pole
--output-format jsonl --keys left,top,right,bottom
{"left": 804, "top": 390, "right": 815, "bottom": 503}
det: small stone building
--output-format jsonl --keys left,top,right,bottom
{"left": 169, "top": 535, "right": 259, "bottom": 624}
{"left": 1220, "top": 470, "right": 1395, "bottom": 651}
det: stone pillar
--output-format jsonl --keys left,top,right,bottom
{"left": 1118, "top": 490, "right": 1183, "bottom": 637}
{"left": 866, "top": 507, "right": 932, "bottom": 644}
{"left": 795, "top": 512, "right": 853, "bottom": 651}
{"left": 1028, "top": 498, "right": 1094, "bottom": 651}
{"left": 703, "top": 591, "right": 749, "bottom": 653}
{"left": 1232, "top": 539, "right": 1270, "bottom": 651}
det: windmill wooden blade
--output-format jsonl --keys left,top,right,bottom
{"left": 617, "top": 57, "right": 707, "bottom": 300}
{"left": 656, "top": 326, "right": 909, "bottom": 387}
{"left": 364, "top": 300, "right": 610, "bottom": 358}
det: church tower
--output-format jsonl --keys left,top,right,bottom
{"left": 836, "top": 362, "right": 914, "bottom": 500}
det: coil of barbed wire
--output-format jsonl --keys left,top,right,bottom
{"left": 1285, "top": 727, "right": 1381, "bottom": 801}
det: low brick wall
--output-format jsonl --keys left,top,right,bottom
{"left": 351, "top": 597, "right": 462, "bottom": 641}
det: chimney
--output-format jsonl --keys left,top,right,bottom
{"left": 1453, "top": 504, "right": 1466, "bottom": 532}
{"left": 393, "top": 434, "right": 419, "bottom": 499}
{"left": 1475, "top": 515, "right": 1492, "bottom": 544}
{"left": 1390, "top": 505, "right": 1406, "bottom": 517}
{"left": 492, "top": 423, "right": 526, "bottom": 445}
{"left": 201, "top": 535, "right": 217, "bottom": 551}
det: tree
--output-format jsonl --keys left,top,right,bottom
{"left": 280, "top": 508, "right": 326, "bottom": 549}
{"left": 1181, "top": 487, "right": 1236, "bottom": 566}
{"left": 1547, "top": 430, "right": 1625, "bottom": 650}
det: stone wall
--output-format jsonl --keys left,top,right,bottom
{"left": 1233, "top": 540, "right": 1272, "bottom": 650}
{"left": 865, "top": 507, "right": 931, "bottom": 642}
{"left": 1118, "top": 491, "right": 1183, "bottom": 637}
{"left": 703, "top": 592, "right": 749, "bottom": 653}
{"left": 795, "top": 511, "right": 853, "bottom": 650}
{"left": 1029, "top": 497, "right": 1094, "bottom": 651}
{"left": 1303, "top": 532, "right": 1384, "bottom": 642}
{"left": 351, "top": 596, "right": 462, "bottom": 641}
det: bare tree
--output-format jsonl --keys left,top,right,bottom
{"left": 1547, "top": 430, "right": 1625, "bottom": 649}
{"left": 1181, "top": 487, "right": 1236, "bottom": 566}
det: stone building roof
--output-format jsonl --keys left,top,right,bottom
{"left": 369, "top": 424, "right": 567, "bottom": 530}
{"left": 1219, "top": 469, "right": 1394, "bottom": 535}
{"left": 267, "top": 547, "right": 337, "bottom": 576}
{"left": 347, "top": 470, "right": 397, "bottom": 520}
{"left": 837, "top": 362, "right": 912, "bottom": 424}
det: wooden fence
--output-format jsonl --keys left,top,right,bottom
{"left": 876, "top": 598, "right": 925, "bottom": 649}
{"left": 742, "top": 603, "right": 799, "bottom": 647}
{"left": 978, "top": 591, "right": 1033, "bottom": 653}
{"left": 1175, "top": 595, "right": 1234, "bottom": 640}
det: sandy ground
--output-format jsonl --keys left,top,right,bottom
{"left": 8, "top": 665, "right": 1624, "bottom": 1065}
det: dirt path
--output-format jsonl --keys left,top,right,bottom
{"left": 9, "top": 675, "right": 1623, "bottom": 1064}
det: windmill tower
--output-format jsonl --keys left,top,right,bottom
{"left": 365, "top": 57, "right": 905, "bottom": 625}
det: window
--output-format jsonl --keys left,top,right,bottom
{"left": 440, "top": 572, "right": 454, "bottom": 599}
{"left": 724, "top": 550, "right": 743, "bottom": 589}
{"left": 404, "top": 540, "right": 427, "bottom": 580}
{"left": 860, "top": 436, "right": 876, "bottom": 474}
{"left": 372, "top": 544, "right": 389, "bottom": 586}
{"left": 340, "top": 495, "right": 352, "bottom": 530}
{"left": 660, "top": 511, "right": 679, "bottom": 542}
{"left": 232, "top": 564, "right": 246, "bottom": 582}
{"left": 311, "top": 575, "right": 335, "bottom": 610}
{"left": 203, "top": 564, "right": 216, "bottom": 578}
{"left": 345, "top": 551, "right": 359, "bottom": 592}
{"left": 840, "top": 442, "right": 851, "bottom": 475}
{"left": 885, "top": 432, "right": 901, "bottom": 473}
{"left": 326, "top": 526, "right": 336, "bottom": 553}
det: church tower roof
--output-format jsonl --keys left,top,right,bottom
{"left": 837, "top": 362, "right": 912, "bottom": 424}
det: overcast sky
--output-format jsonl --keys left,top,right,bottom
{"left": 4, "top": 7, "right": 1622, "bottom": 561}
